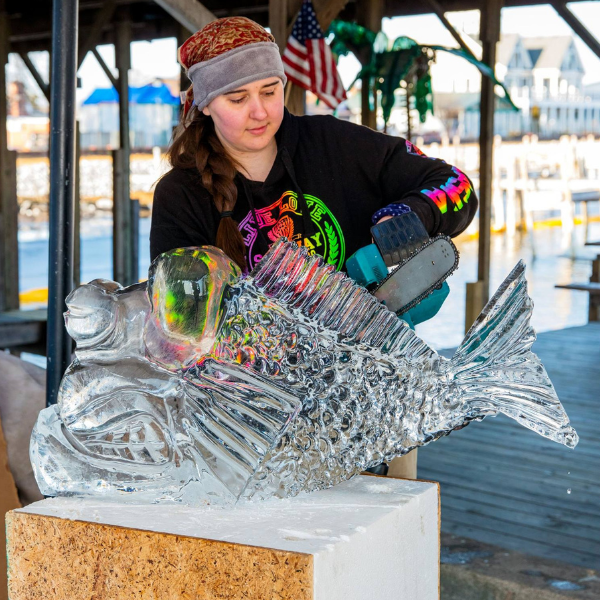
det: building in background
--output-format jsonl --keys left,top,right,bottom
{"left": 440, "top": 34, "right": 600, "bottom": 140}
{"left": 79, "top": 81, "right": 179, "bottom": 150}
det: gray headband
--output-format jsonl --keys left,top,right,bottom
{"left": 187, "top": 41, "right": 287, "bottom": 111}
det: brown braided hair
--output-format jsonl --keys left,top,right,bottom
{"left": 167, "top": 109, "right": 247, "bottom": 270}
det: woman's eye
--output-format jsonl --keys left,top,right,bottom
{"left": 230, "top": 97, "right": 245, "bottom": 104}
{"left": 264, "top": 91, "right": 275, "bottom": 97}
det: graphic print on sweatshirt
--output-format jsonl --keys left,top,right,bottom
{"left": 406, "top": 139, "right": 473, "bottom": 216}
{"left": 421, "top": 166, "right": 472, "bottom": 214}
{"left": 238, "top": 191, "right": 346, "bottom": 271}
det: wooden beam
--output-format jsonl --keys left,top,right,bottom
{"left": 269, "top": 0, "right": 287, "bottom": 53}
{"left": 470, "top": 0, "right": 503, "bottom": 326}
{"left": 0, "top": 151, "right": 20, "bottom": 312}
{"left": 425, "top": 0, "right": 477, "bottom": 60}
{"left": 314, "top": 0, "right": 350, "bottom": 30}
{"left": 92, "top": 47, "right": 118, "bottom": 89}
{"left": 0, "top": 5, "right": 8, "bottom": 315}
{"left": 74, "top": 121, "right": 81, "bottom": 288}
{"left": 153, "top": 0, "right": 216, "bottom": 33}
{"left": 0, "top": 8, "right": 20, "bottom": 312}
{"left": 552, "top": 2, "right": 600, "bottom": 60}
{"left": 18, "top": 52, "right": 50, "bottom": 101}
{"left": 177, "top": 24, "right": 191, "bottom": 115}
{"left": 357, "top": 0, "right": 383, "bottom": 129}
{"left": 77, "top": 0, "right": 117, "bottom": 69}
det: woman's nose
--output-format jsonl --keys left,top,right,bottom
{"left": 249, "top": 97, "right": 268, "bottom": 120}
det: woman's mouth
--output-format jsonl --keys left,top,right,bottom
{"left": 247, "top": 125, "right": 268, "bottom": 135}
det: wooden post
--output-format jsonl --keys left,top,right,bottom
{"left": 0, "top": 8, "right": 19, "bottom": 313}
{"left": 465, "top": 0, "right": 503, "bottom": 332}
{"left": 357, "top": 0, "right": 383, "bottom": 130}
{"left": 590, "top": 255, "right": 600, "bottom": 322}
{"left": 112, "top": 148, "right": 125, "bottom": 279}
{"left": 131, "top": 199, "right": 139, "bottom": 282}
{"left": 505, "top": 154, "right": 517, "bottom": 237}
{"left": 0, "top": 152, "right": 19, "bottom": 312}
{"left": 46, "top": 0, "right": 79, "bottom": 406}
{"left": 113, "top": 17, "right": 135, "bottom": 286}
{"left": 559, "top": 134, "right": 575, "bottom": 255}
{"left": 177, "top": 24, "right": 192, "bottom": 120}
{"left": 269, "top": 0, "right": 287, "bottom": 51}
{"left": 286, "top": 85, "right": 307, "bottom": 116}
{"left": 74, "top": 122, "right": 81, "bottom": 287}
{"left": 405, "top": 83, "right": 412, "bottom": 141}
{"left": 492, "top": 134, "right": 504, "bottom": 231}
{"left": 270, "top": 0, "right": 306, "bottom": 116}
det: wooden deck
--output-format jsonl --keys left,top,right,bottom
{"left": 0, "top": 309, "right": 46, "bottom": 350}
{"left": 418, "top": 323, "right": 600, "bottom": 569}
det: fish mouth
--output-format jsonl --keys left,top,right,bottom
{"left": 66, "top": 304, "right": 97, "bottom": 318}
{"left": 64, "top": 306, "right": 117, "bottom": 347}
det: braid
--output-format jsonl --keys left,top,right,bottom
{"left": 167, "top": 111, "right": 247, "bottom": 270}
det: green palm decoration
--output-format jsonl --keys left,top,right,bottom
{"left": 327, "top": 20, "right": 518, "bottom": 128}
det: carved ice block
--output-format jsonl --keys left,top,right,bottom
{"left": 6, "top": 476, "right": 439, "bottom": 600}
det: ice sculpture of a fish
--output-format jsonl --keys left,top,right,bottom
{"left": 31, "top": 240, "right": 578, "bottom": 506}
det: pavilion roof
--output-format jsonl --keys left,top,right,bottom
{"left": 4, "top": 0, "right": 592, "bottom": 54}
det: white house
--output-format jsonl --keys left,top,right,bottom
{"left": 436, "top": 34, "right": 600, "bottom": 139}
{"left": 420, "top": 34, "right": 600, "bottom": 139}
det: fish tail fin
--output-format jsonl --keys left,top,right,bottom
{"left": 449, "top": 261, "right": 578, "bottom": 448}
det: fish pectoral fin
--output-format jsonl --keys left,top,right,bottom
{"left": 182, "top": 358, "right": 303, "bottom": 500}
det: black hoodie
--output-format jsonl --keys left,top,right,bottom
{"left": 150, "top": 109, "right": 477, "bottom": 270}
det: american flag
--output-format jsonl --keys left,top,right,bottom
{"left": 282, "top": 0, "right": 347, "bottom": 110}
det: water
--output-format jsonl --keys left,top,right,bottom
{"left": 415, "top": 222, "right": 599, "bottom": 349}
{"left": 19, "top": 218, "right": 152, "bottom": 294}
{"left": 17, "top": 218, "right": 599, "bottom": 350}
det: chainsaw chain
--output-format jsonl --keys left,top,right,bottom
{"left": 373, "top": 235, "right": 460, "bottom": 316}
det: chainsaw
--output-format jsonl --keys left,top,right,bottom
{"left": 346, "top": 211, "right": 459, "bottom": 326}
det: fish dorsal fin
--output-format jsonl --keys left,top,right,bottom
{"left": 248, "top": 239, "right": 417, "bottom": 355}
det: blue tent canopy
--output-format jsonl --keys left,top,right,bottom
{"left": 83, "top": 83, "right": 179, "bottom": 105}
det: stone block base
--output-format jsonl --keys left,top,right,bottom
{"left": 7, "top": 476, "right": 439, "bottom": 600}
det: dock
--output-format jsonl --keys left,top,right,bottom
{"left": 419, "top": 323, "right": 600, "bottom": 569}
{"left": 0, "top": 309, "right": 46, "bottom": 352}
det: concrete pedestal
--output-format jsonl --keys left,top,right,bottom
{"left": 6, "top": 476, "right": 439, "bottom": 600}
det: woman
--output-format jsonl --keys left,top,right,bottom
{"left": 150, "top": 16, "right": 478, "bottom": 275}
{"left": 150, "top": 17, "right": 478, "bottom": 479}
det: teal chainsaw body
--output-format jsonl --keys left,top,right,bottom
{"left": 345, "top": 212, "right": 458, "bottom": 328}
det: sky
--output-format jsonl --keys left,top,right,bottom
{"left": 10, "top": 2, "right": 600, "bottom": 108}
{"left": 338, "top": 3, "right": 600, "bottom": 88}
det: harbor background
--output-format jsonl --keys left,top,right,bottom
{"left": 17, "top": 212, "right": 600, "bottom": 351}
{"left": 16, "top": 141, "right": 600, "bottom": 351}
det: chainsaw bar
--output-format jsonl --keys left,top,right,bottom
{"left": 373, "top": 236, "right": 459, "bottom": 316}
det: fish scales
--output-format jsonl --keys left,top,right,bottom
{"left": 204, "top": 240, "right": 574, "bottom": 501}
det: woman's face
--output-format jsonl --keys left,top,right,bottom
{"left": 202, "top": 77, "right": 284, "bottom": 155}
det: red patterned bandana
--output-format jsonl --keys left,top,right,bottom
{"left": 178, "top": 17, "right": 276, "bottom": 117}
